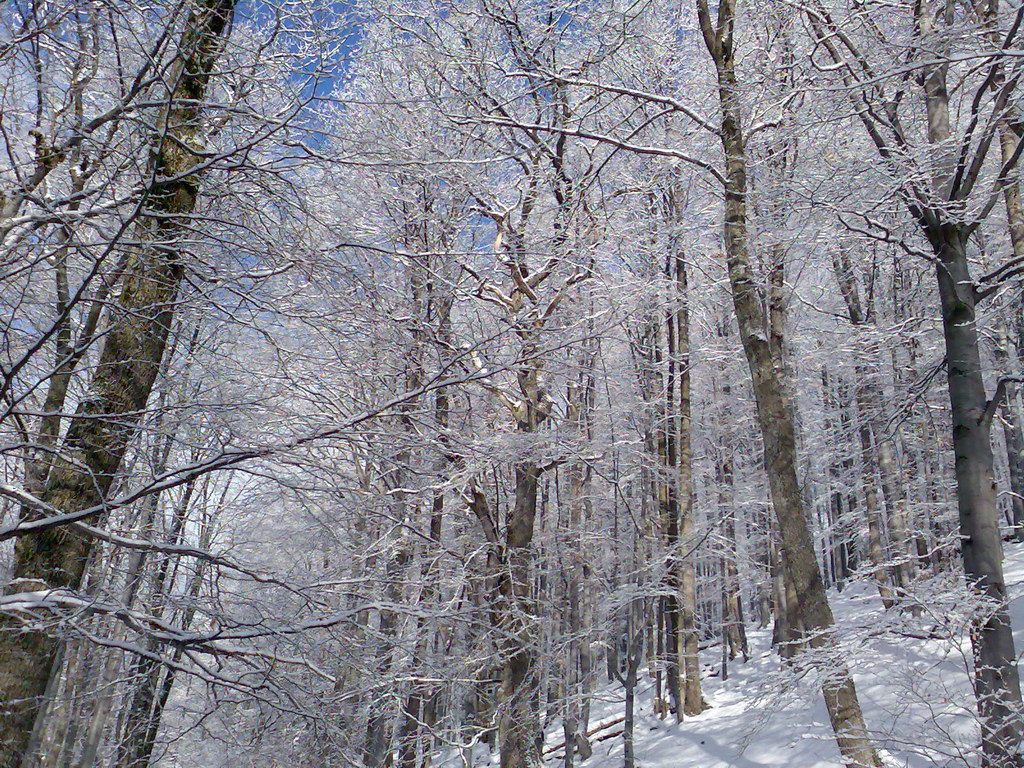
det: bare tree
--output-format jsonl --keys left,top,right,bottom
{"left": 803, "top": 1, "right": 1024, "bottom": 761}
{"left": 695, "top": 0, "right": 881, "bottom": 764}
{"left": 0, "top": 2, "right": 236, "bottom": 763}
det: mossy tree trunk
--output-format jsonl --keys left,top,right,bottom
{"left": 0, "top": 3, "right": 236, "bottom": 765}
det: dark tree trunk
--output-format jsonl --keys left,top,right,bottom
{"left": 0, "top": 4, "right": 236, "bottom": 765}
{"left": 932, "top": 228, "right": 1023, "bottom": 765}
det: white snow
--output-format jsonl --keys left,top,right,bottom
{"left": 539, "top": 544, "right": 1024, "bottom": 768}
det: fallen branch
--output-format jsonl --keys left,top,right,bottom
{"left": 542, "top": 715, "right": 626, "bottom": 755}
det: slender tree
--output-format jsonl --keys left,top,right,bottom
{"left": 695, "top": 0, "right": 881, "bottom": 764}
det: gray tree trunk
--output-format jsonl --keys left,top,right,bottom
{"left": 934, "top": 229, "right": 1023, "bottom": 765}
{"left": 696, "top": 2, "right": 881, "bottom": 764}
{"left": 916, "top": 5, "right": 1024, "bottom": 756}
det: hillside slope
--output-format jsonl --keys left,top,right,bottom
{"left": 533, "top": 545, "right": 1024, "bottom": 768}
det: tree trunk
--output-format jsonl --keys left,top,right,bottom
{"left": 0, "top": 4, "right": 235, "bottom": 765}
{"left": 933, "top": 228, "right": 1023, "bottom": 765}
{"left": 115, "top": 479, "right": 210, "bottom": 768}
{"left": 997, "top": 105, "right": 1024, "bottom": 428}
{"left": 819, "top": 368, "right": 842, "bottom": 591}
{"left": 715, "top": 326, "right": 749, "bottom": 663}
{"left": 696, "top": 3, "right": 881, "bottom": 764}
{"left": 562, "top": 333, "right": 596, "bottom": 763}
{"left": 613, "top": 600, "right": 643, "bottom": 768}
{"left": 831, "top": 245, "right": 897, "bottom": 607}
{"left": 364, "top": 544, "right": 409, "bottom": 768}
{"left": 855, "top": 385, "right": 895, "bottom": 609}
{"left": 671, "top": 251, "right": 705, "bottom": 716}
{"left": 876, "top": 427, "right": 915, "bottom": 593}
{"left": 398, "top": 227, "right": 450, "bottom": 768}
{"left": 994, "top": 318, "right": 1024, "bottom": 540}
{"left": 996, "top": 122, "right": 1024, "bottom": 541}
{"left": 114, "top": 477, "right": 202, "bottom": 768}
{"left": 497, "top": 463, "right": 542, "bottom": 768}
{"left": 912, "top": 6, "right": 1024, "bottom": 752}
{"left": 658, "top": 269, "right": 683, "bottom": 721}
{"left": 719, "top": 471, "right": 748, "bottom": 663}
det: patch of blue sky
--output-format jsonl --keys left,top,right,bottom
{"left": 235, "top": 0, "right": 363, "bottom": 147}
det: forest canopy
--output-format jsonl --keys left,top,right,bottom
{"left": 1, "top": 1, "right": 1024, "bottom": 767}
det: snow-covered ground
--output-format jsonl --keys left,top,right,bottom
{"left": 531, "top": 543, "right": 1024, "bottom": 768}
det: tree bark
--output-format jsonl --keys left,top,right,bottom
{"left": 831, "top": 246, "right": 896, "bottom": 607}
{"left": 933, "top": 228, "right": 1023, "bottom": 765}
{"left": 714, "top": 322, "right": 749, "bottom": 663}
{"left": 611, "top": 599, "right": 643, "bottom": 768}
{"left": 657, "top": 264, "right": 683, "bottom": 721}
{"left": 995, "top": 122, "right": 1024, "bottom": 541}
{"left": 670, "top": 250, "right": 705, "bottom": 716}
{"left": 717, "top": 448, "right": 748, "bottom": 663}
{"left": 115, "top": 477, "right": 208, "bottom": 768}
{"left": 496, "top": 461, "right": 543, "bottom": 768}
{"left": 0, "top": 4, "right": 235, "bottom": 765}
{"left": 915, "top": 3, "right": 1024, "bottom": 756}
{"left": 696, "top": 3, "right": 881, "bottom": 764}
{"left": 994, "top": 318, "right": 1024, "bottom": 540}
{"left": 561, "top": 332, "right": 596, "bottom": 764}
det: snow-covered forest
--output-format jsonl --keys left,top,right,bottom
{"left": 2, "top": 1, "right": 1024, "bottom": 766}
